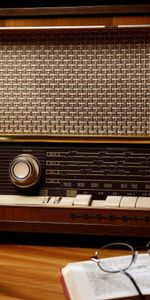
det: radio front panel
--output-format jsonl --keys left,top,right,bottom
{"left": 1, "top": 142, "right": 150, "bottom": 199}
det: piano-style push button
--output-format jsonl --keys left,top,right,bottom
{"left": 136, "top": 197, "right": 150, "bottom": 209}
{"left": 0, "top": 195, "right": 48, "bottom": 206}
{"left": 120, "top": 196, "right": 137, "bottom": 208}
{"left": 91, "top": 196, "right": 122, "bottom": 208}
{"left": 73, "top": 194, "right": 92, "bottom": 206}
{"left": 91, "top": 200, "right": 106, "bottom": 207}
{"left": 105, "top": 196, "right": 122, "bottom": 207}
{"left": 58, "top": 197, "right": 74, "bottom": 206}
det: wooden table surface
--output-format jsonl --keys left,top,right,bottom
{"left": 0, "top": 233, "right": 148, "bottom": 300}
{"left": 0, "top": 244, "right": 94, "bottom": 300}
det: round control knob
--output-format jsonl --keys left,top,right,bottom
{"left": 9, "top": 154, "right": 40, "bottom": 188}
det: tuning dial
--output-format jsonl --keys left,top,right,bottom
{"left": 9, "top": 154, "right": 40, "bottom": 188}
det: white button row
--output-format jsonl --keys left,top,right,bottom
{"left": 0, "top": 194, "right": 92, "bottom": 207}
{"left": 0, "top": 195, "right": 150, "bottom": 209}
{"left": 47, "top": 194, "right": 92, "bottom": 207}
{"left": 91, "top": 196, "right": 150, "bottom": 209}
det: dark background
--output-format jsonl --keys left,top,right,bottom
{"left": 0, "top": 1, "right": 150, "bottom": 8}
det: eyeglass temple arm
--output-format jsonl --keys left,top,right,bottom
{"left": 120, "top": 270, "right": 146, "bottom": 300}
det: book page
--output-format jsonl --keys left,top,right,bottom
{"left": 61, "top": 254, "right": 150, "bottom": 300}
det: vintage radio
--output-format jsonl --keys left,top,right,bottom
{"left": 0, "top": 23, "right": 150, "bottom": 237}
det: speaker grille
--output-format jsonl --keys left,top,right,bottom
{"left": 0, "top": 28, "right": 149, "bottom": 136}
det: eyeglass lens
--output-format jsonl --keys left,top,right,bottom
{"left": 96, "top": 243, "right": 135, "bottom": 273}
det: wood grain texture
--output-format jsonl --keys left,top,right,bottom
{"left": 0, "top": 15, "right": 149, "bottom": 27}
{"left": 0, "top": 241, "right": 149, "bottom": 300}
{"left": 0, "top": 244, "right": 93, "bottom": 300}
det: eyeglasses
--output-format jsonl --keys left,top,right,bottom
{"left": 91, "top": 241, "right": 150, "bottom": 300}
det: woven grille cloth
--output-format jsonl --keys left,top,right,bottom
{"left": 0, "top": 28, "right": 149, "bottom": 136}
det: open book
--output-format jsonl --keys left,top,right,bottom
{"left": 60, "top": 254, "right": 150, "bottom": 300}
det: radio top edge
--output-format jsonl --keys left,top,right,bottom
{"left": 0, "top": 135, "right": 150, "bottom": 144}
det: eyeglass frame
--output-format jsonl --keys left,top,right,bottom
{"left": 91, "top": 242, "right": 137, "bottom": 273}
{"left": 91, "top": 241, "right": 150, "bottom": 300}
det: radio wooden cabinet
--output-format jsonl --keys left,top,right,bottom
{"left": 0, "top": 4, "right": 150, "bottom": 237}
